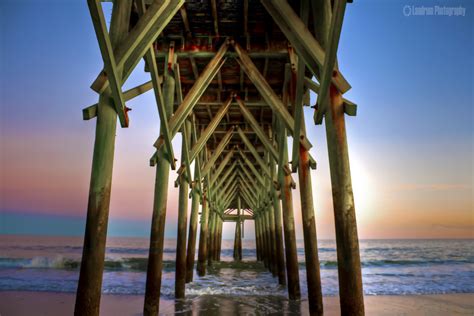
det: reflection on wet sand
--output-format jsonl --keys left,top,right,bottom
{"left": 160, "top": 261, "right": 306, "bottom": 315}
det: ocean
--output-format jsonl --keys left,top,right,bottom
{"left": 0, "top": 236, "right": 473, "bottom": 298}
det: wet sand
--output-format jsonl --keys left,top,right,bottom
{"left": 0, "top": 291, "right": 473, "bottom": 315}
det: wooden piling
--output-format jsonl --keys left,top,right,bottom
{"left": 175, "top": 120, "right": 191, "bottom": 299}
{"left": 277, "top": 120, "right": 301, "bottom": 300}
{"left": 326, "top": 84, "right": 365, "bottom": 315}
{"left": 298, "top": 144, "right": 323, "bottom": 315}
{"left": 312, "top": 0, "right": 365, "bottom": 313}
{"left": 143, "top": 73, "right": 175, "bottom": 316}
{"left": 185, "top": 184, "right": 200, "bottom": 283}
{"left": 196, "top": 192, "right": 209, "bottom": 276}
{"left": 271, "top": 159, "right": 286, "bottom": 286}
{"left": 75, "top": 1, "right": 130, "bottom": 315}
{"left": 208, "top": 210, "right": 216, "bottom": 266}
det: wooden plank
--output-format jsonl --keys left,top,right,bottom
{"left": 305, "top": 77, "right": 357, "bottom": 117}
{"left": 314, "top": 0, "right": 348, "bottom": 125}
{"left": 83, "top": 80, "right": 154, "bottom": 120}
{"left": 260, "top": 0, "right": 350, "bottom": 94}
{"left": 87, "top": 0, "right": 129, "bottom": 127}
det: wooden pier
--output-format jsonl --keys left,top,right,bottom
{"left": 76, "top": 0, "right": 364, "bottom": 315}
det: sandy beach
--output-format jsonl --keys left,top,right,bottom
{"left": 0, "top": 291, "right": 473, "bottom": 315}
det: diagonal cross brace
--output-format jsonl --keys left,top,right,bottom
{"left": 260, "top": 0, "right": 350, "bottom": 94}
{"left": 200, "top": 127, "right": 235, "bottom": 178}
{"left": 177, "top": 97, "right": 233, "bottom": 176}
{"left": 91, "top": 0, "right": 183, "bottom": 94}
{"left": 153, "top": 41, "right": 229, "bottom": 150}
{"left": 233, "top": 42, "right": 312, "bottom": 151}
{"left": 139, "top": 0, "right": 176, "bottom": 169}
{"left": 314, "top": 0, "right": 348, "bottom": 125}
{"left": 87, "top": 0, "right": 129, "bottom": 127}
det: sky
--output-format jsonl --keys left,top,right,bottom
{"left": 0, "top": 0, "right": 472, "bottom": 240}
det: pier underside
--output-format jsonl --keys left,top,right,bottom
{"left": 77, "top": 0, "right": 364, "bottom": 315}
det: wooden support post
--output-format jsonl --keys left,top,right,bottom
{"left": 217, "top": 215, "right": 223, "bottom": 260}
{"left": 75, "top": 1, "right": 130, "bottom": 314}
{"left": 277, "top": 118, "right": 301, "bottom": 300}
{"left": 313, "top": 0, "right": 364, "bottom": 313}
{"left": 271, "top": 158, "right": 286, "bottom": 285}
{"left": 174, "top": 120, "right": 191, "bottom": 299}
{"left": 298, "top": 126, "right": 323, "bottom": 315}
{"left": 197, "top": 192, "right": 209, "bottom": 276}
{"left": 255, "top": 216, "right": 261, "bottom": 261}
{"left": 207, "top": 210, "right": 216, "bottom": 266}
{"left": 185, "top": 180, "right": 200, "bottom": 283}
{"left": 238, "top": 197, "right": 243, "bottom": 260}
{"left": 143, "top": 73, "right": 175, "bottom": 316}
{"left": 326, "top": 84, "right": 364, "bottom": 315}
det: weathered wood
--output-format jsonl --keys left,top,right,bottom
{"left": 87, "top": 0, "right": 129, "bottom": 127}
{"left": 314, "top": 0, "right": 348, "bottom": 124}
{"left": 91, "top": 0, "right": 183, "bottom": 94}
{"left": 177, "top": 98, "right": 232, "bottom": 177}
{"left": 200, "top": 127, "right": 234, "bottom": 178}
{"left": 290, "top": 0, "right": 310, "bottom": 172}
{"left": 233, "top": 197, "right": 242, "bottom": 261}
{"left": 305, "top": 77, "right": 357, "bottom": 117}
{"left": 75, "top": 1, "right": 130, "bottom": 314}
{"left": 83, "top": 80, "right": 154, "bottom": 120}
{"left": 197, "top": 192, "right": 209, "bottom": 276}
{"left": 233, "top": 42, "right": 313, "bottom": 151}
{"left": 139, "top": 0, "right": 175, "bottom": 169}
{"left": 236, "top": 127, "right": 271, "bottom": 177}
{"left": 270, "top": 156, "right": 286, "bottom": 286}
{"left": 208, "top": 210, "right": 216, "bottom": 266}
{"left": 209, "top": 149, "right": 234, "bottom": 184}
{"left": 174, "top": 120, "right": 191, "bottom": 299}
{"left": 277, "top": 117, "right": 301, "bottom": 300}
{"left": 185, "top": 184, "right": 200, "bottom": 283}
{"left": 260, "top": 0, "right": 350, "bottom": 94}
{"left": 143, "top": 73, "right": 175, "bottom": 316}
{"left": 298, "top": 118, "right": 324, "bottom": 315}
{"left": 313, "top": 0, "right": 364, "bottom": 313}
{"left": 154, "top": 41, "right": 229, "bottom": 149}
{"left": 236, "top": 99, "right": 278, "bottom": 160}
{"left": 326, "top": 84, "right": 364, "bottom": 315}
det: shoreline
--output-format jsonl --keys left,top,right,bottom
{"left": 0, "top": 291, "right": 473, "bottom": 315}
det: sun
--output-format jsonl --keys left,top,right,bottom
{"left": 350, "top": 157, "right": 374, "bottom": 223}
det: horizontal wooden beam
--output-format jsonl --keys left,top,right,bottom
{"left": 83, "top": 80, "right": 154, "bottom": 120}
{"left": 223, "top": 214, "right": 253, "bottom": 222}
{"left": 305, "top": 77, "right": 357, "bottom": 116}
{"left": 154, "top": 49, "right": 289, "bottom": 59}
